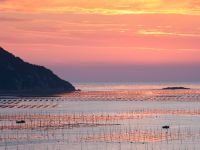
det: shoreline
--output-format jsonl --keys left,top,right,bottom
{"left": 0, "top": 89, "right": 77, "bottom": 97}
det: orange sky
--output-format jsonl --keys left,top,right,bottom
{"left": 0, "top": 0, "right": 200, "bottom": 81}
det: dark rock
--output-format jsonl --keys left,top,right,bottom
{"left": 0, "top": 47, "right": 75, "bottom": 94}
{"left": 162, "top": 87, "right": 190, "bottom": 90}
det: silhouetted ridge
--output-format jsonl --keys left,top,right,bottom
{"left": 0, "top": 47, "right": 75, "bottom": 94}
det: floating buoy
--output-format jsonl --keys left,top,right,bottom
{"left": 162, "top": 125, "right": 170, "bottom": 129}
{"left": 16, "top": 120, "right": 26, "bottom": 124}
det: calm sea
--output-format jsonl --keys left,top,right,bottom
{"left": 73, "top": 82, "right": 200, "bottom": 91}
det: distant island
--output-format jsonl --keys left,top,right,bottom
{"left": 162, "top": 87, "right": 190, "bottom": 90}
{"left": 0, "top": 47, "right": 75, "bottom": 95}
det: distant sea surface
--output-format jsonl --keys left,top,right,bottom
{"left": 73, "top": 82, "right": 200, "bottom": 91}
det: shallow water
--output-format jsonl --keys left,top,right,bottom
{"left": 1, "top": 82, "right": 200, "bottom": 150}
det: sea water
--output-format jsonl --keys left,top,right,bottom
{"left": 0, "top": 82, "right": 200, "bottom": 150}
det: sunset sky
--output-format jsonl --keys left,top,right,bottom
{"left": 1, "top": 0, "right": 200, "bottom": 82}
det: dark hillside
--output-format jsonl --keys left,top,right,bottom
{"left": 0, "top": 47, "right": 75, "bottom": 93}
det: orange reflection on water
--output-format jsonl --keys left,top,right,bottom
{"left": 60, "top": 89, "right": 200, "bottom": 102}
{"left": 81, "top": 130, "right": 193, "bottom": 143}
{"left": 1, "top": 109, "right": 200, "bottom": 130}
